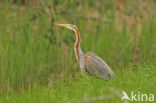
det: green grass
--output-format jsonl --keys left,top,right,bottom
{"left": 0, "top": 0, "right": 156, "bottom": 103}
{"left": 0, "top": 61, "right": 156, "bottom": 103}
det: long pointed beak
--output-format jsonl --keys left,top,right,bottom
{"left": 54, "top": 23, "right": 69, "bottom": 28}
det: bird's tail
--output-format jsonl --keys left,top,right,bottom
{"left": 110, "top": 70, "right": 116, "bottom": 78}
{"left": 107, "top": 66, "right": 116, "bottom": 78}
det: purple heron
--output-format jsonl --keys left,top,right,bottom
{"left": 55, "top": 24, "right": 115, "bottom": 80}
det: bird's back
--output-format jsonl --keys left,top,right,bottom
{"left": 84, "top": 52, "right": 115, "bottom": 80}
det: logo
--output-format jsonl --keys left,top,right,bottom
{"left": 121, "top": 91, "right": 154, "bottom": 102}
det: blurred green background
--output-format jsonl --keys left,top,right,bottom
{"left": 0, "top": 0, "right": 156, "bottom": 103}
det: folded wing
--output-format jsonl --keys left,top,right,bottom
{"left": 84, "top": 52, "right": 115, "bottom": 80}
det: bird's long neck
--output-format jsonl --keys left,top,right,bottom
{"left": 73, "top": 26, "right": 81, "bottom": 62}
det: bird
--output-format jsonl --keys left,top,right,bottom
{"left": 55, "top": 23, "right": 115, "bottom": 80}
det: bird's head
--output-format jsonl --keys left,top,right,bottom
{"left": 54, "top": 23, "right": 76, "bottom": 31}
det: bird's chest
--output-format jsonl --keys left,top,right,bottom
{"left": 74, "top": 46, "right": 85, "bottom": 71}
{"left": 79, "top": 55, "right": 85, "bottom": 71}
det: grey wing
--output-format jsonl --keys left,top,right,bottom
{"left": 84, "top": 52, "right": 115, "bottom": 80}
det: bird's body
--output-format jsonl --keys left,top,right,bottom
{"left": 55, "top": 24, "right": 115, "bottom": 80}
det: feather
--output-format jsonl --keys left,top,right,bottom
{"left": 84, "top": 52, "right": 115, "bottom": 80}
